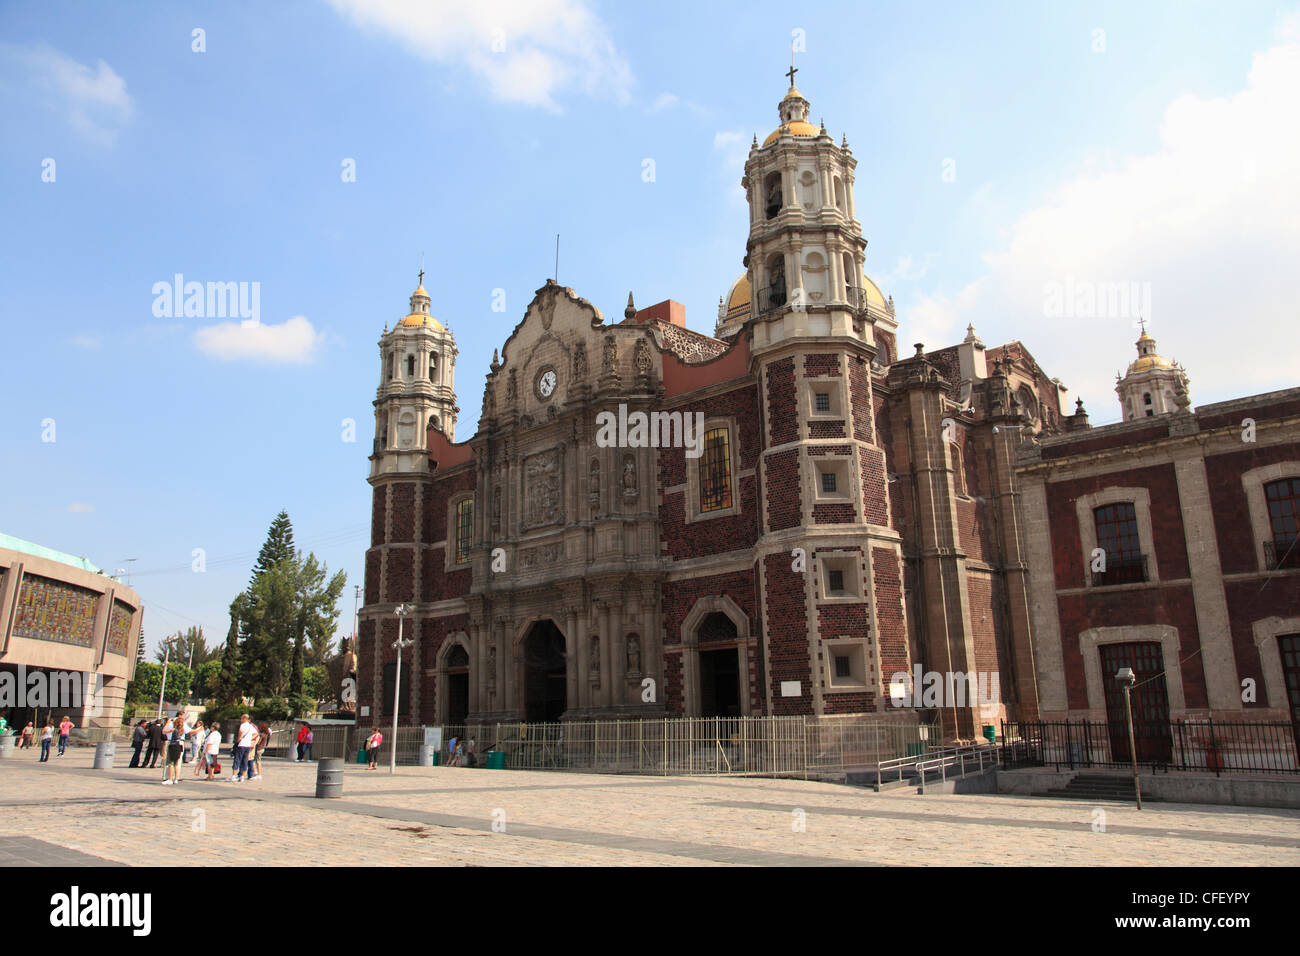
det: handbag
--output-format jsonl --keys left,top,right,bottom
{"left": 210, "top": 760, "right": 222, "bottom": 774}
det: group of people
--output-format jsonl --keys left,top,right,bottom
{"left": 10, "top": 716, "right": 75, "bottom": 760}
{"left": 126, "top": 713, "right": 274, "bottom": 784}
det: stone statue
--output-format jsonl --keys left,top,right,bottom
{"left": 589, "top": 458, "right": 600, "bottom": 498}
{"left": 622, "top": 455, "right": 637, "bottom": 495}
{"left": 506, "top": 369, "right": 517, "bottom": 402}
{"left": 492, "top": 486, "right": 501, "bottom": 530}
{"left": 590, "top": 636, "right": 600, "bottom": 676}
{"left": 626, "top": 635, "right": 641, "bottom": 676}
{"left": 634, "top": 338, "right": 651, "bottom": 375}
{"left": 603, "top": 335, "right": 617, "bottom": 373}
{"left": 769, "top": 259, "right": 786, "bottom": 305}
{"left": 573, "top": 342, "right": 587, "bottom": 379}
{"left": 487, "top": 645, "right": 497, "bottom": 691}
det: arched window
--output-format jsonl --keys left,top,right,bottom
{"left": 698, "top": 611, "right": 738, "bottom": 644}
{"left": 764, "top": 171, "right": 783, "bottom": 219}
{"left": 700, "top": 427, "right": 733, "bottom": 512}
{"left": 386, "top": 353, "right": 394, "bottom": 382}
{"left": 1264, "top": 477, "right": 1300, "bottom": 569}
{"left": 833, "top": 176, "right": 845, "bottom": 212}
{"left": 407, "top": 354, "right": 416, "bottom": 378}
{"left": 429, "top": 351, "right": 437, "bottom": 381}
{"left": 454, "top": 498, "right": 473, "bottom": 564}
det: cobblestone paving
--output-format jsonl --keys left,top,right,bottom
{"left": 1, "top": 750, "right": 1297, "bottom": 866}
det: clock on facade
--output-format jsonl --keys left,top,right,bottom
{"left": 536, "top": 366, "right": 558, "bottom": 399}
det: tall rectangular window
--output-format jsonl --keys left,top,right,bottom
{"left": 1093, "top": 502, "right": 1144, "bottom": 584}
{"left": 700, "top": 427, "right": 733, "bottom": 513}
{"left": 455, "top": 498, "right": 473, "bottom": 564}
{"left": 1265, "top": 478, "right": 1300, "bottom": 569}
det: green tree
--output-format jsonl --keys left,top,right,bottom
{"left": 240, "top": 551, "right": 346, "bottom": 700}
{"left": 193, "top": 659, "right": 223, "bottom": 699}
{"left": 303, "top": 665, "right": 329, "bottom": 702}
{"left": 125, "top": 661, "right": 193, "bottom": 706}
{"left": 156, "top": 626, "right": 212, "bottom": 668}
{"left": 215, "top": 598, "right": 244, "bottom": 704}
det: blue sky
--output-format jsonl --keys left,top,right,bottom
{"left": 2, "top": 0, "right": 1297, "bottom": 653}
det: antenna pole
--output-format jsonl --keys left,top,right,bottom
{"left": 555, "top": 234, "right": 560, "bottom": 283}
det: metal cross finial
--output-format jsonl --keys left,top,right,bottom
{"left": 1137, "top": 315, "right": 1147, "bottom": 334}
{"left": 418, "top": 253, "right": 424, "bottom": 288}
{"left": 786, "top": 62, "right": 798, "bottom": 88}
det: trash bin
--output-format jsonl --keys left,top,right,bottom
{"left": 418, "top": 745, "right": 435, "bottom": 767}
{"left": 982, "top": 725, "right": 996, "bottom": 744}
{"left": 486, "top": 751, "right": 505, "bottom": 769}
{"left": 93, "top": 741, "right": 116, "bottom": 769}
{"left": 0, "top": 735, "right": 14, "bottom": 759}
{"left": 356, "top": 748, "right": 367, "bottom": 765}
{"left": 315, "top": 758, "right": 344, "bottom": 798}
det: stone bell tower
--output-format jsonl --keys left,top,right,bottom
{"left": 370, "top": 271, "right": 459, "bottom": 477}
{"left": 741, "top": 68, "right": 909, "bottom": 719}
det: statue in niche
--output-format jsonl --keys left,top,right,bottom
{"left": 487, "top": 645, "right": 497, "bottom": 691}
{"left": 634, "top": 338, "right": 651, "bottom": 375}
{"left": 506, "top": 369, "right": 517, "bottom": 402}
{"left": 589, "top": 458, "right": 600, "bottom": 499}
{"left": 603, "top": 335, "right": 617, "bottom": 373}
{"left": 573, "top": 342, "right": 587, "bottom": 379}
{"left": 622, "top": 455, "right": 637, "bottom": 495}
{"left": 769, "top": 258, "right": 786, "bottom": 306}
{"left": 626, "top": 635, "right": 641, "bottom": 676}
{"left": 590, "top": 636, "right": 600, "bottom": 676}
{"left": 540, "top": 290, "right": 555, "bottom": 330}
{"left": 492, "top": 486, "right": 501, "bottom": 531}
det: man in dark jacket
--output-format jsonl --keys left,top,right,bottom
{"left": 128, "top": 720, "right": 148, "bottom": 768}
{"left": 144, "top": 719, "right": 164, "bottom": 768}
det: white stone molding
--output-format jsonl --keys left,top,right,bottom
{"left": 1241, "top": 461, "right": 1300, "bottom": 571}
{"left": 680, "top": 594, "right": 752, "bottom": 717}
{"left": 1078, "top": 625, "right": 1185, "bottom": 715}
{"left": 1251, "top": 616, "right": 1300, "bottom": 710}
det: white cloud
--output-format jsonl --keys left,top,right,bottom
{"left": 649, "top": 92, "right": 678, "bottom": 112}
{"left": 67, "top": 502, "right": 94, "bottom": 513}
{"left": 193, "top": 316, "right": 324, "bottom": 364}
{"left": 70, "top": 335, "right": 101, "bottom": 350}
{"left": 2, "top": 43, "right": 132, "bottom": 144}
{"left": 902, "top": 37, "right": 1300, "bottom": 417}
{"left": 325, "top": 0, "right": 632, "bottom": 111}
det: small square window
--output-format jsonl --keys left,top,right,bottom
{"left": 834, "top": 655, "right": 852, "bottom": 678}
{"left": 821, "top": 472, "right": 837, "bottom": 494}
{"left": 828, "top": 569, "right": 844, "bottom": 594}
{"left": 815, "top": 392, "right": 831, "bottom": 412}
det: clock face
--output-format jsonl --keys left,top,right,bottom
{"left": 537, "top": 368, "right": 557, "bottom": 399}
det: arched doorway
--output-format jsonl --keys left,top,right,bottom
{"left": 446, "top": 645, "right": 470, "bottom": 725}
{"left": 524, "top": 620, "right": 567, "bottom": 722}
{"left": 1100, "top": 641, "right": 1172, "bottom": 763}
{"left": 698, "top": 612, "right": 741, "bottom": 718}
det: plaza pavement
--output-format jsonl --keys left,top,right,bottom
{"left": 1, "top": 748, "right": 1298, "bottom": 866}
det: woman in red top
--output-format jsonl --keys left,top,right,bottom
{"left": 57, "top": 716, "right": 73, "bottom": 757}
{"left": 296, "top": 723, "right": 310, "bottom": 761}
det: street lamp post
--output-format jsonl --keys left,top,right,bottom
{"left": 156, "top": 646, "right": 170, "bottom": 719}
{"left": 1117, "top": 666, "right": 1142, "bottom": 810}
{"left": 390, "top": 604, "right": 413, "bottom": 775}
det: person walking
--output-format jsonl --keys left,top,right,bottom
{"left": 365, "top": 728, "right": 383, "bottom": 769}
{"left": 128, "top": 720, "right": 147, "bottom": 768}
{"left": 20, "top": 723, "right": 34, "bottom": 750}
{"left": 296, "top": 722, "right": 309, "bottom": 761}
{"left": 203, "top": 723, "right": 222, "bottom": 781}
{"left": 250, "top": 721, "right": 270, "bottom": 780}
{"left": 302, "top": 725, "right": 313, "bottom": 762}
{"left": 56, "top": 715, "right": 73, "bottom": 756}
{"left": 189, "top": 719, "right": 204, "bottom": 766}
{"left": 232, "top": 714, "right": 256, "bottom": 782}
{"left": 144, "top": 719, "right": 164, "bottom": 768}
{"left": 163, "top": 716, "right": 185, "bottom": 785}
{"left": 446, "top": 735, "right": 460, "bottom": 767}
{"left": 39, "top": 720, "right": 54, "bottom": 761}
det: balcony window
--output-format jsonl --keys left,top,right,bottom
{"left": 1092, "top": 502, "right": 1147, "bottom": 585}
{"left": 1264, "top": 477, "right": 1300, "bottom": 570}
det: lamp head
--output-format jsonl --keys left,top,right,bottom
{"left": 1115, "top": 666, "right": 1136, "bottom": 685}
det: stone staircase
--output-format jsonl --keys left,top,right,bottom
{"left": 1043, "top": 772, "right": 1157, "bottom": 802}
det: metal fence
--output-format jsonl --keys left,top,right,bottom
{"left": 1001, "top": 719, "right": 1300, "bottom": 775}
{"left": 400, "top": 714, "right": 943, "bottom": 777}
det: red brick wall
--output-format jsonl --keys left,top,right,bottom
{"left": 389, "top": 484, "right": 416, "bottom": 543}
{"left": 661, "top": 570, "right": 757, "bottom": 648}
{"left": 813, "top": 503, "right": 856, "bottom": 524}
{"left": 422, "top": 466, "right": 475, "bottom": 545}
{"left": 387, "top": 547, "right": 414, "bottom": 602}
{"left": 1056, "top": 584, "right": 1206, "bottom": 710}
{"left": 371, "top": 486, "right": 387, "bottom": 546}
{"left": 765, "top": 449, "right": 801, "bottom": 531}
{"left": 1045, "top": 463, "right": 1188, "bottom": 590}
{"left": 803, "top": 353, "right": 841, "bottom": 378}
{"left": 873, "top": 547, "right": 909, "bottom": 680}
{"left": 965, "top": 572, "right": 1002, "bottom": 678}
{"left": 860, "top": 447, "right": 889, "bottom": 526}
{"left": 848, "top": 355, "right": 874, "bottom": 443}
{"left": 766, "top": 357, "right": 798, "bottom": 446}
{"left": 364, "top": 549, "right": 381, "bottom": 605}
{"left": 957, "top": 498, "right": 992, "bottom": 563}
{"left": 1224, "top": 579, "right": 1300, "bottom": 711}
{"left": 1204, "top": 443, "right": 1300, "bottom": 575}
{"left": 809, "top": 420, "right": 846, "bottom": 439}
{"left": 763, "top": 552, "right": 810, "bottom": 713}
{"left": 415, "top": 614, "right": 469, "bottom": 724}
{"left": 657, "top": 384, "right": 762, "bottom": 488}
{"left": 660, "top": 474, "right": 759, "bottom": 560}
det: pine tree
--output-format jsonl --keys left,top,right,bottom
{"left": 216, "top": 598, "right": 243, "bottom": 703}
{"left": 249, "top": 510, "right": 296, "bottom": 587}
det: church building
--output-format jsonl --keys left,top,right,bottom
{"left": 358, "top": 74, "right": 1072, "bottom": 740}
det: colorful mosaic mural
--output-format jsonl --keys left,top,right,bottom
{"left": 12, "top": 574, "right": 99, "bottom": 647}
{"left": 107, "top": 600, "right": 134, "bottom": 655}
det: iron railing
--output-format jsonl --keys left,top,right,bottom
{"left": 1090, "top": 554, "right": 1148, "bottom": 587}
{"left": 1001, "top": 719, "right": 1300, "bottom": 775}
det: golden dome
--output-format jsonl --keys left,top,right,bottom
{"left": 723, "top": 269, "right": 886, "bottom": 320}
{"left": 763, "top": 120, "right": 821, "bottom": 147}
{"left": 413, "top": 283, "right": 428, "bottom": 298}
{"left": 398, "top": 313, "right": 444, "bottom": 330}
{"left": 1127, "top": 355, "right": 1171, "bottom": 373}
